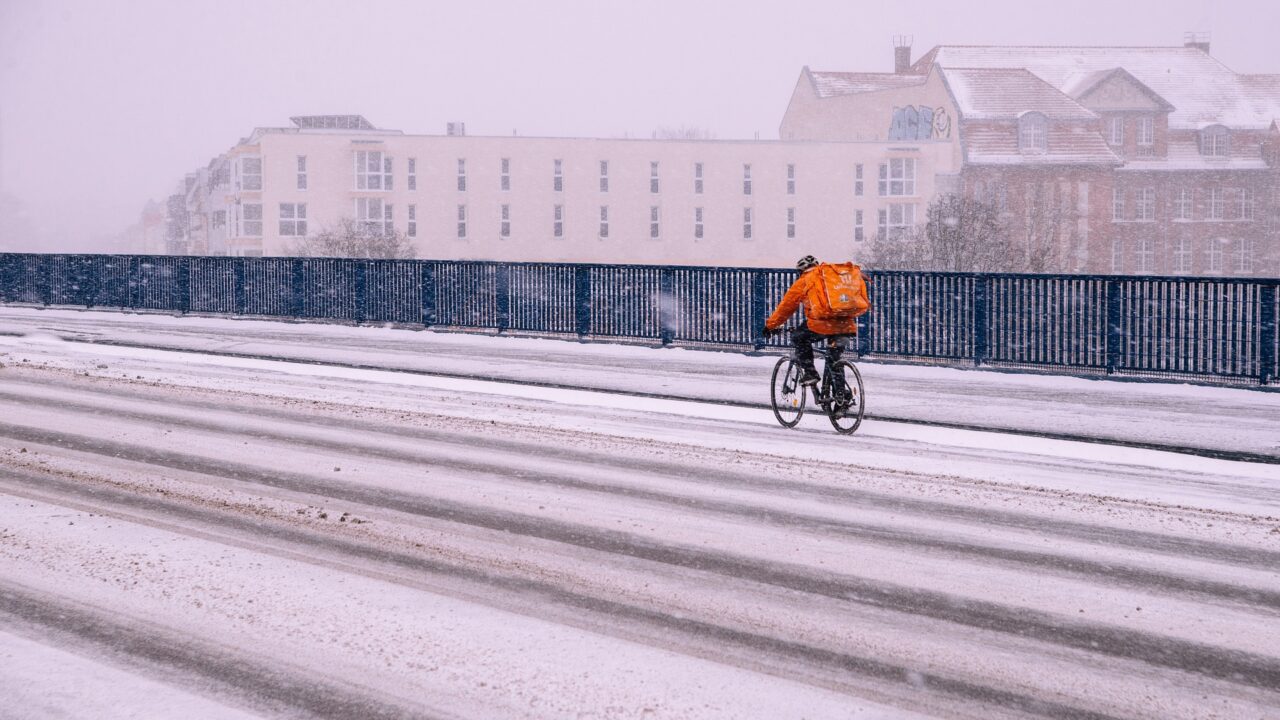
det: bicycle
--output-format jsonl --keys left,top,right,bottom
{"left": 769, "top": 333, "right": 866, "bottom": 435}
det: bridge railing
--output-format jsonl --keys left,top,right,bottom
{"left": 1, "top": 253, "right": 1275, "bottom": 386}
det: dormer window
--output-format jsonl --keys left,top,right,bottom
{"left": 1200, "top": 125, "right": 1230, "bottom": 157}
{"left": 1018, "top": 112, "right": 1048, "bottom": 153}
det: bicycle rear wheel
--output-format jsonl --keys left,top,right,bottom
{"left": 770, "top": 357, "right": 807, "bottom": 428}
{"left": 827, "top": 360, "right": 865, "bottom": 435}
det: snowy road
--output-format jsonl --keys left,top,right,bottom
{"left": 1, "top": 313, "right": 1279, "bottom": 719}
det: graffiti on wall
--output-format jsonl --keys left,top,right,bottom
{"left": 889, "top": 106, "right": 951, "bottom": 141}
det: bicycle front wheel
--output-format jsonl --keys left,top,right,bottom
{"left": 827, "top": 360, "right": 866, "bottom": 435}
{"left": 770, "top": 357, "right": 807, "bottom": 428}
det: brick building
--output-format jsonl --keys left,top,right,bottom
{"left": 781, "top": 38, "right": 1280, "bottom": 276}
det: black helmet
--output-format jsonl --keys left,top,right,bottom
{"left": 796, "top": 255, "right": 819, "bottom": 272}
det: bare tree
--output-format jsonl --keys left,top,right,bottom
{"left": 870, "top": 195, "right": 1014, "bottom": 272}
{"left": 653, "top": 125, "right": 716, "bottom": 140}
{"left": 288, "top": 218, "right": 416, "bottom": 259}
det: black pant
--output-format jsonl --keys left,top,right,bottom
{"left": 791, "top": 325, "right": 846, "bottom": 375}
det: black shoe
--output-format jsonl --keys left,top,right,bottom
{"left": 799, "top": 370, "right": 820, "bottom": 387}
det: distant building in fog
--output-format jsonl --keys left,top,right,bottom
{"left": 157, "top": 35, "right": 1278, "bottom": 276}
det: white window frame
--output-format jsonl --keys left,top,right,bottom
{"left": 599, "top": 206, "right": 609, "bottom": 238}
{"left": 407, "top": 157, "right": 417, "bottom": 191}
{"left": 694, "top": 162, "right": 703, "bottom": 194}
{"left": 501, "top": 158, "right": 510, "bottom": 192}
{"left": 1201, "top": 126, "right": 1229, "bottom": 157}
{"left": 1018, "top": 113, "right": 1048, "bottom": 153}
{"left": 355, "top": 197, "right": 391, "bottom": 236}
{"left": 877, "top": 203, "right": 915, "bottom": 238}
{"left": 354, "top": 151, "right": 390, "bottom": 191}
{"left": 649, "top": 206, "right": 660, "bottom": 238}
{"left": 500, "top": 204, "right": 511, "bottom": 238}
{"left": 1209, "top": 188, "right": 1224, "bottom": 220}
{"left": 240, "top": 202, "right": 263, "bottom": 236}
{"left": 1112, "top": 187, "right": 1125, "bottom": 222}
{"left": 408, "top": 204, "right": 417, "bottom": 238}
{"left": 1207, "top": 238, "right": 1224, "bottom": 272}
{"left": 553, "top": 159, "right": 563, "bottom": 192}
{"left": 786, "top": 207, "right": 795, "bottom": 239}
{"left": 854, "top": 164, "right": 864, "bottom": 196}
{"left": 553, "top": 204, "right": 564, "bottom": 238}
{"left": 599, "top": 160, "right": 608, "bottom": 193}
{"left": 1234, "top": 237, "right": 1254, "bottom": 273}
{"left": 1111, "top": 238, "right": 1124, "bottom": 272}
{"left": 1137, "top": 187, "right": 1155, "bottom": 222}
{"left": 457, "top": 204, "right": 467, "bottom": 238}
{"left": 239, "top": 156, "right": 262, "bottom": 192}
{"left": 878, "top": 158, "right": 916, "bottom": 197}
{"left": 1136, "top": 236, "right": 1153, "bottom": 272}
{"left": 1237, "top": 188, "right": 1254, "bottom": 221}
{"left": 1174, "top": 188, "right": 1192, "bottom": 221}
{"left": 296, "top": 156, "right": 307, "bottom": 191}
{"left": 1137, "top": 117, "right": 1154, "bottom": 153}
{"left": 1108, "top": 116, "right": 1125, "bottom": 147}
{"left": 694, "top": 207, "right": 703, "bottom": 239}
{"left": 1173, "top": 236, "right": 1192, "bottom": 273}
{"left": 457, "top": 159, "right": 467, "bottom": 192}
{"left": 279, "top": 202, "right": 307, "bottom": 237}
{"left": 743, "top": 207, "right": 753, "bottom": 240}
{"left": 786, "top": 164, "right": 795, "bottom": 195}
{"left": 743, "top": 164, "right": 752, "bottom": 196}
{"left": 854, "top": 209, "right": 864, "bottom": 242}
{"left": 650, "top": 162, "right": 660, "bottom": 194}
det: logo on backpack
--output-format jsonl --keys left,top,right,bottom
{"left": 808, "top": 263, "right": 871, "bottom": 320}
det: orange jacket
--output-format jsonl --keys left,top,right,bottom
{"left": 765, "top": 267, "right": 862, "bottom": 335}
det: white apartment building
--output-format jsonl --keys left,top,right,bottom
{"left": 175, "top": 115, "right": 958, "bottom": 268}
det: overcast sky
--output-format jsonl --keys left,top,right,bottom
{"left": 1, "top": 0, "right": 1276, "bottom": 249}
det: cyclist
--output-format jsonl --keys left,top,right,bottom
{"left": 762, "top": 255, "right": 865, "bottom": 387}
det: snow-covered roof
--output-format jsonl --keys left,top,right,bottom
{"left": 915, "top": 45, "right": 1280, "bottom": 130}
{"left": 962, "top": 125, "right": 1121, "bottom": 166}
{"left": 940, "top": 68, "right": 1097, "bottom": 120}
{"left": 806, "top": 69, "right": 927, "bottom": 98}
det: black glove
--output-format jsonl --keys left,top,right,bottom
{"left": 761, "top": 326, "right": 781, "bottom": 338}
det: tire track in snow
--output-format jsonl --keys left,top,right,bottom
{"left": 2, "top": 421, "right": 1279, "bottom": 692}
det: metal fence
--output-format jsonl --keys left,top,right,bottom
{"left": 1, "top": 253, "right": 1276, "bottom": 386}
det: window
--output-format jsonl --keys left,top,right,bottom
{"left": 1207, "top": 238, "right": 1223, "bottom": 272}
{"left": 854, "top": 164, "right": 864, "bottom": 196}
{"left": 239, "top": 203, "right": 262, "bottom": 236}
{"left": 854, "top": 210, "right": 864, "bottom": 241}
{"left": 1237, "top": 189, "right": 1254, "bottom": 220}
{"left": 212, "top": 210, "right": 226, "bottom": 229}
{"left": 1112, "top": 187, "right": 1125, "bottom": 221}
{"left": 694, "top": 162, "right": 703, "bottom": 194}
{"left": 279, "top": 203, "right": 306, "bottom": 236}
{"left": 553, "top": 204, "right": 564, "bottom": 238}
{"left": 457, "top": 159, "right": 466, "bottom": 192}
{"left": 694, "top": 207, "right": 703, "bottom": 239}
{"left": 239, "top": 157, "right": 262, "bottom": 191}
{"left": 354, "top": 151, "right": 391, "bottom": 190}
{"left": 877, "top": 203, "right": 915, "bottom": 238}
{"left": 1174, "top": 236, "right": 1192, "bottom": 273}
{"left": 649, "top": 206, "right": 660, "bottom": 238}
{"left": 408, "top": 204, "right": 417, "bottom": 238}
{"left": 1137, "top": 188, "right": 1155, "bottom": 222}
{"left": 650, "top": 161, "right": 660, "bottom": 194}
{"left": 501, "top": 158, "right": 510, "bottom": 191}
{"left": 1137, "top": 117, "right": 1154, "bottom": 155}
{"left": 599, "top": 160, "right": 608, "bottom": 192}
{"left": 457, "top": 204, "right": 467, "bottom": 238}
{"left": 786, "top": 164, "right": 795, "bottom": 195}
{"left": 1234, "top": 238, "right": 1254, "bottom": 274}
{"left": 553, "top": 159, "right": 563, "bottom": 192}
{"left": 1018, "top": 113, "right": 1048, "bottom": 153}
{"left": 1111, "top": 238, "right": 1124, "bottom": 272}
{"left": 1136, "top": 236, "right": 1153, "bottom": 272}
{"left": 743, "top": 164, "right": 752, "bottom": 195}
{"left": 1108, "top": 116, "right": 1124, "bottom": 147}
{"left": 1209, "top": 188, "right": 1224, "bottom": 220}
{"left": 500, "top": 204, "right": 510, "bottom": 238}
{"left": 296, "top": 156, "right": 307, "bottom": 190}
{"left": 878, "top": 158, "right": 915, "bottom": 196}
{"left": 1200, "top": 125, "right": 1229, "bottom": 157}
{"left": 355, "top": 197, "right": 391, "bottom": 235}
{"left": 743, "top": 207, "right": 753, "bottom": 239}
{"left": 407, "top": 157, "right": 417, "bottom": 191}
{"left": 599, "top": 206, "right": 609, "bottom": 238}
{"left": 1174, "top": 188, "right": 1193, "bottom": 220}
{"left": 786, "top": 208, "right": 795, "bottom": 239}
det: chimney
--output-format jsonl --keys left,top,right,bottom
{"left": 1184, "top": 31, "right": 1211, "bottom": 54}
{"left": 893, "top": 35, "right": 913, "bottom": 74}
